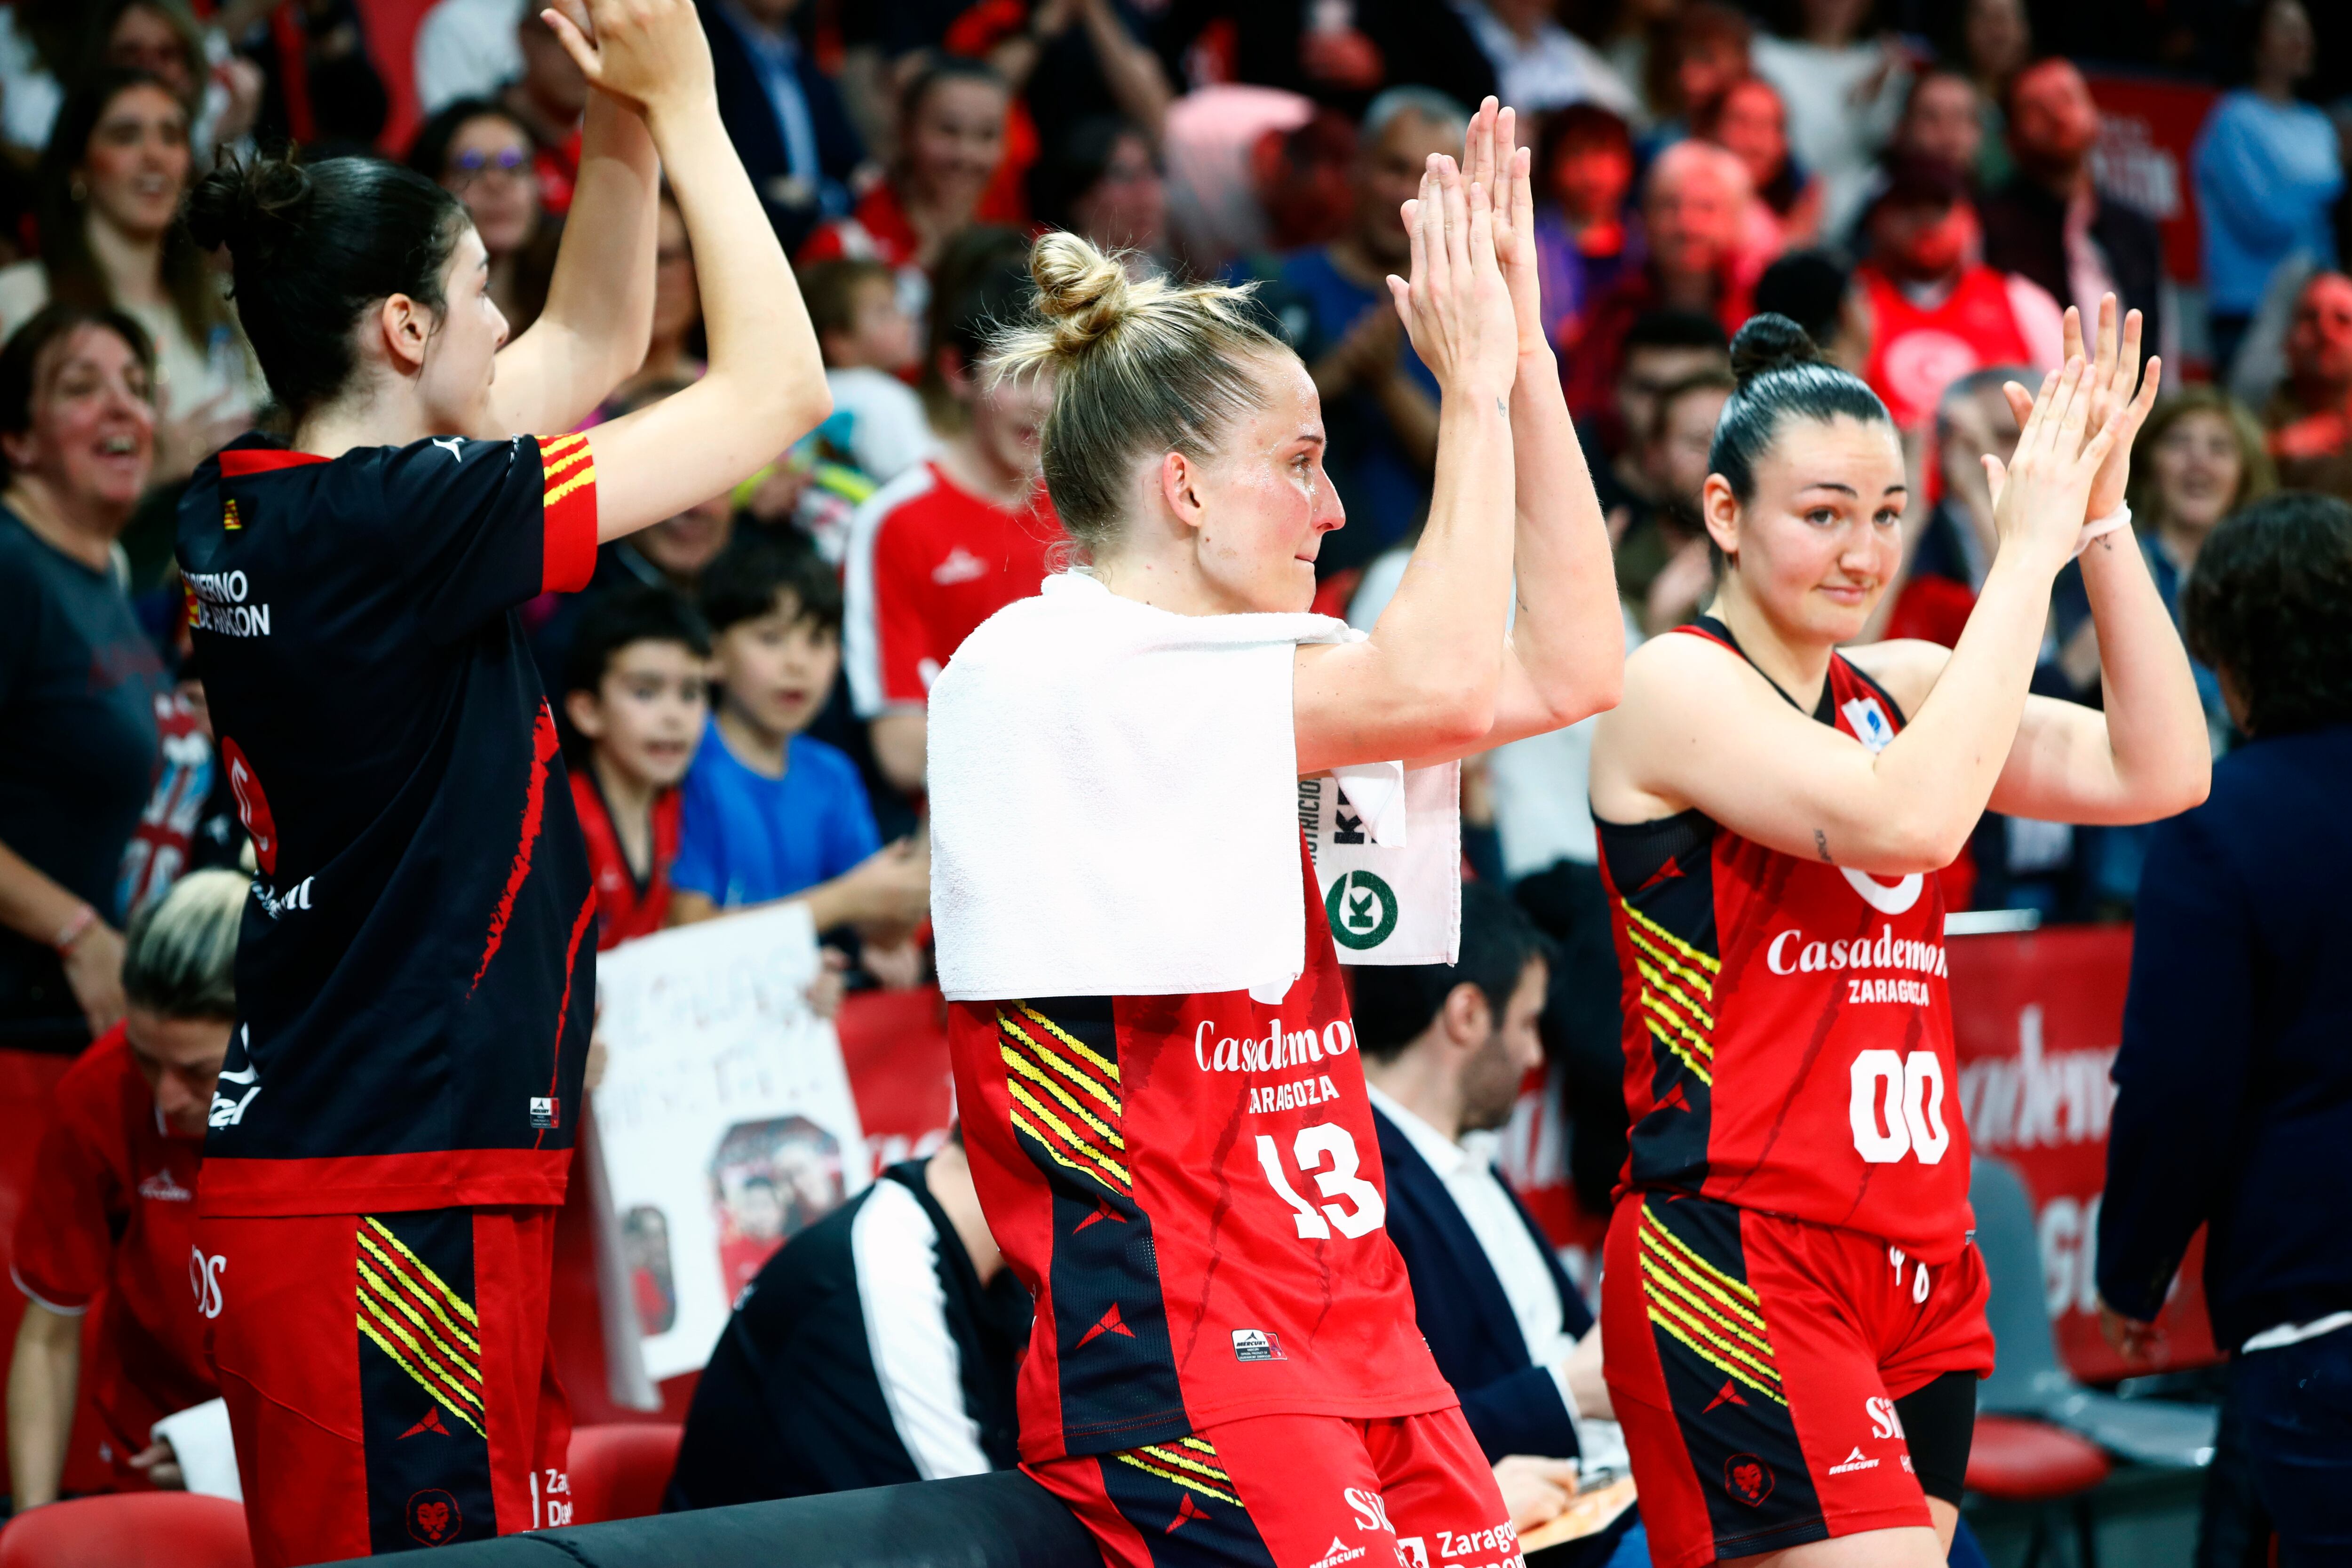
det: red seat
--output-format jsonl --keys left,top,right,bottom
{"left": 0, "top": 1492, "right": 252, "bottom": 1568}
{"left": 1968, "top": 1413, "right": 2114, "bottom": 1499}
{"left": 567, "top": 1421, "right": 684, "bottom": 1525}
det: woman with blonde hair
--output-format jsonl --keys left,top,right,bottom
{"left": 928, "top": 100, "right": 1623, "bottom": 1567}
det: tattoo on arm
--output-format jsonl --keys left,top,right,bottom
{"left": 1813, "top": 829, "right": 1832, "bottom": 864}
{"left": 1497, "top": 396, "right": 1509, "bottom": 419}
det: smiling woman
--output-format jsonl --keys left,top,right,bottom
{"left": 0, "top": 69, "right": 262, "bottom": 484}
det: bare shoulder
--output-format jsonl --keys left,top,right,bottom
{"left": 1592, "top": 629, "right": 1759, "bottom": 816}
{"left": 1841, "top": 638, "right": 1953, "bottom": 717}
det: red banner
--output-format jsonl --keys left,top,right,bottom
{"left": 2085, "top": 72, "right": 2221, "bottom": 286}
{"left": 1949, "top": 925, "right": 2219, "bottom": 1383}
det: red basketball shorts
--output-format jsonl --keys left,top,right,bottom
{"left": 1026, "top": 1407, "right": 1515, "bottom": 1568}
{"left": 196, "top": 1205, "right": 572, "bottom": 1566}
{"left": 1602, "top": 1191, "right": 1994, "bottom": 1568}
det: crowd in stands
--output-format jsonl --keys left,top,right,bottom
{"left": 1, "top": 0, "right": 2350, "bottom": 1557}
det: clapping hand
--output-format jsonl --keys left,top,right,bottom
{"left": 1985, "top": 354, "right": 2128, "bottom": 575}
{"left": 1999, "top": 294, "right": 2161, "bottom": 527}
{"left": 1459, "top": 97, "right": 1545, "bottom": 360}
{"left": 1383, "top": 150, "right": 1517, "bottom": 408}
{"left": 541, "top": 0, "right": 714, "bottom": 121}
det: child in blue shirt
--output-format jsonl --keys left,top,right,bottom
{"left": 672, "top": 539, "right": 929, "bottom": 963}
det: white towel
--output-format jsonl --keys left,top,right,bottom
{"left": 929, "top": 571, "right": 1460, "bottom": 1002}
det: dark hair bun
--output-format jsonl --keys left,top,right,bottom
{"left": 184, "top": 151, "right": 313, "bottom": 262}
{"left": 1728, "top": 312, "right": 1823, "bottom": 388}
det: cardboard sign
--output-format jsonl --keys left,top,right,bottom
{"left": 593, "top": 905, "right": 870, "bottom": 1381}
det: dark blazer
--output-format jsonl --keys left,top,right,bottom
{"left": 1371, "top": 1103, "right": 1592, "bottom": 1463}
{"left": 2097, "top": 724, "right": 2352, "bottom": 1352}
{"left": 1980, "top": 176, "right": 2168, "bottom": 356}
{"left": 698, "top": 0, "right": 866, "bottom": 253}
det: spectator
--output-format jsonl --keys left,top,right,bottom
{"left": 672, "top": 540, "right": 931, "bottom": 959}
{"left": 100, "top": 0, "right": 263, "bottom": 165}
{"left": 1278, "top": 88, "right": 1463, "bottom": 568}
{"left": 1750, "top": 0, "right": 1912, "bottom": 239}
{"left": 2097, "top": 492, "right": 2352, "bottom": 1565}
{"left": 2195, "top": 0, "right": 2342, "bottom": 382}
{"left": 601, "top": 185, "right": 705, "bottom": 416}
{"left": 1618, "top": 368, "right": 1733, "bottom": 637}
{"left": 1352, "top": 884, "right": 1630, "bottom": 1555}
{"left": 244, "top": 0, "right": 391, "bottom": 154}
{"left": 1848, "top": 153, "right": 2061, "bottom": 431}
{"left": 0, "top": 70, "right": 259, "bottom": 486}
{"left": 2265, "top": 269, "right": 2352, "bottom": 497}
{"left": 1579, "top": 0, "right": 1681, "bottom": 129}
{"left": 703, "top": 0, "right": 864, "bottom": 255}
{"left": 1891, "top": 69, "right": 1987, "bottom": 188}
{"left": 664, "top": 1131, "right": 1029, "bottom": 1509}
{"left": 496, "top": 5, "right": 589, "bottom": 214}
{"left": 563, "top": 589, "right": 712, "bottom": 951}
{"left": 804, "top": 258, "right": 935, "bottom": 487}
{"left": 1654, "top": 2, "right": 1749, "bottom": 139}
{"left": 1029, "top": 116, "right": 1169, "bottom": 280}
{"left": 1753, "top": 249, "right": 1859, "bottom": 367}
{"left": 414, "top": 0, "right": 524, "bottom": 116}
{"left": 408, "top": 97, "right": 562, "bottom": 336}
{"left": 1699, "top": 74, "right": 1823, "bottom": 251}
{"left": 976, "top": 0, "right": 1172, "bottom": 156}
{"left": 1899, "top": 365, "right": 2023, "bottom": 624}
{"left": 1159, "top": 84, "right": 1321, "bottom": 276}
{"left": 1563, "top": 141, "right": 1756, "bottom": 429}
{"left": 0, "top": 305, "right": 167, "bottom": 1054}
{"left": 1150, "top": 0, "right": 1496, "bottom": 123}
{"left": 1531, "top": 104, "right": 1636, "bottom": 354}
{"left": 1981, "top": 57, "right": 2169, "bottom": 361}
{"left": 845, "top": 239, "right": 1057, "bottom": 794}
{"left": 1454, "top": 0, "right": 1640, "bottom": 120}
{"left": 7, "top": 869, "right": 243, "bottom": 1506}
{"left": 1582, "top": 308, "right": 1730, "bottom": 521}
{"left": 801, "top": 57, "right": 1009, "bottom": 325}
{"left": 1954, "top": 0, "right": 2029, "bottom": 190}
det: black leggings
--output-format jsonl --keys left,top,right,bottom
{"left": 1895, "top": 1369, "right": 1977, "bottom": 1506}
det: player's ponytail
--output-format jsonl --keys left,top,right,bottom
{"left": 989, "top": 230, "right": 1290, "bottom": 559}
{"left": 184, "top": 150, "right": 467, "bottom": 422}
{"left": 1711, "top": 312, "right": 1890, "bottom": 504}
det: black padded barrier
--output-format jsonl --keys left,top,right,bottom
{"left": 322, "top": 1470, "right": 1104, "bottom": 1568}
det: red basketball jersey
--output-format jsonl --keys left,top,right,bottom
{"left": 1595, "top": 620, "right": 1973, "bottom": 1262}
{"left": 948, "top": 839, "right": 1455, "bottom": 1463}
{"left": 1857, "top": 261, "right": 2037, "bottom": 430}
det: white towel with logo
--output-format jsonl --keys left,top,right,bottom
{"left": 929, "top": 571, "right": 1461, "bottom": 1002}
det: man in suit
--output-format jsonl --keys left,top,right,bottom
{"left": 1355, "top": 883, "right": 1638, "bottom": 1561}
{"left": 699, "top": 0, "right": 867, "bottom": 252}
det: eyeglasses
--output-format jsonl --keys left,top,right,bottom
{"left": 448, "top": 147, "right": 530, "bottom": 184}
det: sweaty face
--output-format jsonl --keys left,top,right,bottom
{"left": 1458, "top": 962, "right": 1547, "bottom": 1136}
{"left": 126, "top": 1007, "right": 232, "bottom": 1138}
{"left": 1715, "top": 414, "right": 1907, "bottom": 645}
{"left": 441, "top": 114, "right": 538, "bottom": 258}
{"left": 905, "top": 79, "right": 1009, "bottom": 217}
{"left": 83, "top": 84, "right": 189, "bottom": 243}
{"left": 417, "top": 225, "right": 510, "bottom": 435}
{"left": 2147, "top": 409, "right": 2245, "bottom": 535}
{"left": 1357, "top": 110, "right": 1459, "bottom": 268}
{"left": 2288, "top": 274, "right": 2352, "bottom": 389}
{"left": 1183, "top": 351, "right": 1343, "bottom": 613}
{"left": 570, "top": 638, "right": 709, "bottom": 791}
{"left": 3, "top": 325, "right": 156, "bottom": 520}
{"left": 715, "top": 595, "right": 840, "bottom": 741}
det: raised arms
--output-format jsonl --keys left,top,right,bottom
{"left": 540, "top": 0, "right": 831, "bottom": 542}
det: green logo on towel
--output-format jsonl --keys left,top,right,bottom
{"left": 1324, "top": 870, "right": 1398, "bottom": 951}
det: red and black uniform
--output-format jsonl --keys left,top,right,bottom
{"left": 569, "top": 769, "right": 681, "bottom": 951}
{"left": 175, "top": 431, "right": 600, "bottom": 1563}
{"left": 1594, "top": 618, "right": 1993, "bottom": 1568}
{"left": 10, "top": 1024, "right": 213, "bottom": 1488}
{"left": 1854, "top": 262, "right": 2042, "bottom": 430}
{"left": 951, "top": 842, "right": 1511, "bottom": 1568}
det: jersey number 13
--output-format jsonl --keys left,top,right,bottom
{"left": 1256, "top": 1124, "right": 1387, "bottom": 1239}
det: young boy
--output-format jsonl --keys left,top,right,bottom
{"left": 672, "top": 540, "right": 929, "bottom": 949}
{"left": 561, "top": 589, "right": 713, "bottom": 950}
{"left": 802, "top": 258, "right": 935, "bottom": 485}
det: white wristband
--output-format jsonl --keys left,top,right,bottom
{"left": 2073, "top": 501, "right": 2131, "bottom": 560}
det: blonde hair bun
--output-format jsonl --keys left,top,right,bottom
{"left": 1027, "top": 231, "right": 1134, "bottom": 357}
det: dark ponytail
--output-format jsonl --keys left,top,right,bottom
{"left": 1709, "top": 313, "right": 1890, "bottom": 503}
{"left": 184, "top": 149, "right": 466, "bottom": 422}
